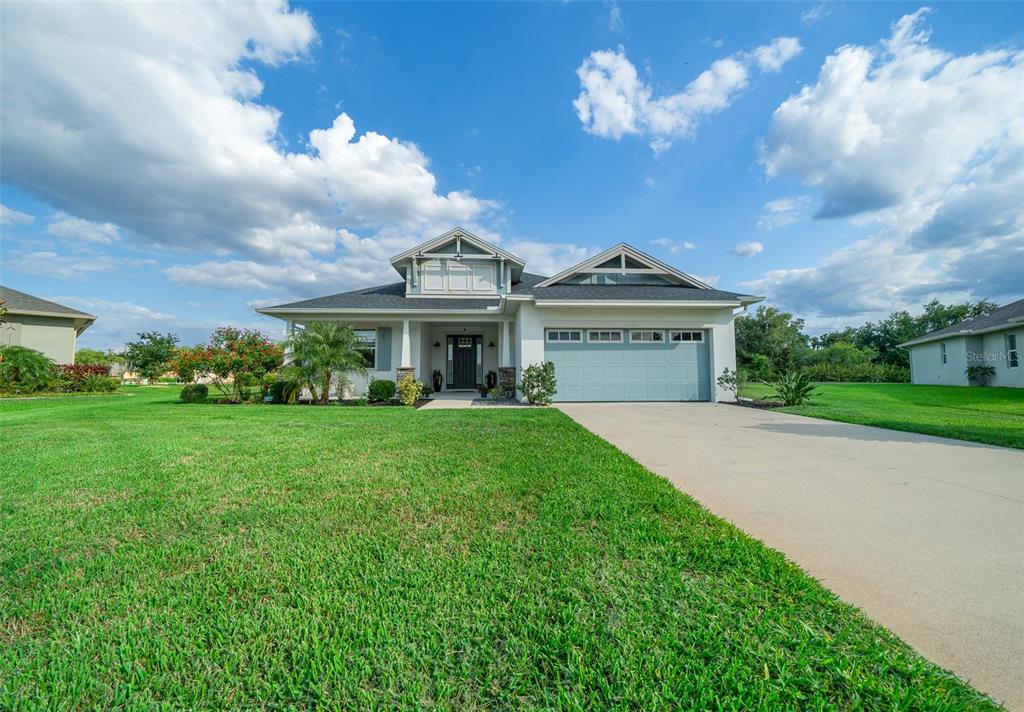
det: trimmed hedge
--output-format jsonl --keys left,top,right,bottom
{"left": 368, "top": 379, "right": 396, "bottom": 402}
{"left": 180, "top": 384, "right": 209, "bottom": 403}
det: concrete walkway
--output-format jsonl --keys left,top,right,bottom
{"left": 556, "top": 402, "right": 1024, "bottom": 709}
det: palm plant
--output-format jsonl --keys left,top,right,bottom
{"left": 769, "top": 370, "right": 817, "bottom": 406}
{"left": 0, "top": 346, "right": 57, "bottom": 393}
{"left": 285, "top": 322, "right": 368, "bottom": 404}
{"left": 965, "top": 364, "right": 996, "bottom": 386}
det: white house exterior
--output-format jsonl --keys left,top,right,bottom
{"left": 0, "top": 286, "right": 96, "bottom": 364}
{"left": 256, "top": 228, "right": 762, "bottom": 402}
{"left": 900, "top": 299, "right": 1024, "bottom": 388}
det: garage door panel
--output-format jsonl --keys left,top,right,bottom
{"left": 547, "top": 330, "right": 710, "bottom": 402}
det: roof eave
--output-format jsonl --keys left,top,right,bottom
{"left": 5, "top": 308, "right": 96, "bottom": 321}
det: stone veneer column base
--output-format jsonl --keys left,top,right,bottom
{"left": 396, "top": 367, "right": 417, "bottom": 383}
{"left": 498, "top": 367, "right": 516, "bottom": 392}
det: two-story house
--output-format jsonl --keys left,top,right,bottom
{"left": 256, "top": 228, "right": 762, "bottom": 402}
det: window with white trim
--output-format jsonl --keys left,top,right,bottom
{"left": 669, "top": 330, "right": 703, "bottom": 342}
{"left": 940, "top": 342, "right": 947, "bottom": 364}
{"left": 588, "top": 330, "right": 623, "bottom": 343}
{"left": 546, "top": 330, "right": 582, "bottom": 342}
{"left": 353, "top": 329, "right": 377, "bottom": 369}
{"left": 630, "top": 330, "right": 664, "bottom": 343}
{"left": 1007, "top": 334, "right": 1019, "bottom": 368}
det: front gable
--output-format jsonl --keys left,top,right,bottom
{"left": 390, "top": 228, "right": 525, "bottom": 298}
{"left": 534, "top": 244, "right": 712, "bottom": 289}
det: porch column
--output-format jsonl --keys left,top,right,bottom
{"left": 498, "top": 319, "right": 515, "bottom": 393}
{"left": 283, "top": 320, "right": 295, "bottom": 364}
{"left": 500, "top": 320, "right": 511, "bottom": 366}
{"left": 400, "top": 319, "right": 412, "bottom": 367}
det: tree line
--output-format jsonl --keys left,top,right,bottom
{"left": 736, "top": 299, "right": 998, "bottom": 382}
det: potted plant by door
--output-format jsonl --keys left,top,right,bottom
{"left": 432, "top": 369, "right": 443, "bottom": 392}
{"left": 485, "top": 370, "right": 498, "bottom": 390}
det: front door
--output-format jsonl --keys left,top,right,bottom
{"left": 449, "top": 335, "right": 480, "bottom": 389}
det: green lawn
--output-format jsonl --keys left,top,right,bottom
{"left": 739, "top": 382, "right": 1024, "bottom": 449}
{"left": 0, "top": 389, "right": 997, "bottom": 709}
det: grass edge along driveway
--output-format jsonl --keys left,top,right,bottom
{"left": 0, "top": 388, "right": 1000, "bottom": 709}
{"left": 740, "top": 382, "right": 1024, "bottom": 449}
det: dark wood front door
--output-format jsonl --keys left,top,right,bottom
{"left": 449, "top": 335, "right": 479, "bottom": 389}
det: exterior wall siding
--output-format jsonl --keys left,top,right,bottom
{"left": 0, "top": 314, "right": 79, "bottom": 364}
{"left": 981, "top": 328, "right": 1024, "bottom": 388}
{"left": 909, "top": 338, "right": 970, "bottom": 386}
{"left": 909, "top": 329, "right": 1023, "bottom": 388}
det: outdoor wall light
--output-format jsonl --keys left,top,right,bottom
{"left": 434, "top": 341, "right": 441, "bottom": 348}
{"left": 488, "top": 342, "right": 495, "bottom": 348}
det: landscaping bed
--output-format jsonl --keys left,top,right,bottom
{"left": 0, "top": 388, "right": 997, "bottom": 708}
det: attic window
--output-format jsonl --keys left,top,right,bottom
{"left": 594, "top": 256, "right": 622, "bottom": 269}
{"left": 623, "top": 255, "right": 648, "bottom": 269}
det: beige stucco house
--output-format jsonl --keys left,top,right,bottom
{"left": 0, "top": 286, "right": 96, "bottom": 364}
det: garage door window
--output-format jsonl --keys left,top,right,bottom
{"left": 670, "top": 330, "right": 703, "bottom": 342}
{"left": 630, "top": 330, "right": 664, "bottom": 343}
{"left": 547, "top": 330, "right": 582, "bottom": 342}
{"left": 588, "top": 330, "right": 622, "bottom": 343}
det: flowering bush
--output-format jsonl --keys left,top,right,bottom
{"left": 56, "top": 364, "right": 118, "bottom": 393}
{"left": 396, "top": 376, "right": 423, "bottom": 406}
{"left": 206, "top": 327, "right": 283, "bottom": 402}
{"left": 171, "top": 346, "right": 211, "bottom": 384}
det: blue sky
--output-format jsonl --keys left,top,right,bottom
{"left": 1, "top": 1, "right": 1021, "bottom": 349}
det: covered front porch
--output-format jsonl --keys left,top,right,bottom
{"left": 284, "top": 316, "right": 517, "bottom": 397}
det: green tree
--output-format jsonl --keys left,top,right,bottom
{"left": 206, "top": 327, "right": 283, "bottom": 402}
{"left": 75, "top": 348, "right": 125, "bottom": 368}
{"left": 735, "top": 306, "right": 808, "bottom": 376}
{"left": 125, "top": 332, "right": 178, "bottom": 381}
{"left": 284, "top": 322, "right": 366, "bottom": 404}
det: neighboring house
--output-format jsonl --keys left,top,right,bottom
{"left": 900, "top": 299, "right": 1024, "bottom": 388}
{"left": 0, "top": 286, "right": 96, "bottom": 364}
{"left": 257, "top": 228, "right": 762, "bottom": 402}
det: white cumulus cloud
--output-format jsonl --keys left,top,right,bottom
{"left": 0, "top": 204, "right": 35, "bottom": 226}
{"left": 730, "top": 241, "right": 764, "bottom": 257}
{"left": 750, "top": 7, "right": 1023, "bottom": 320}
{"left": 0, "top": 1, "right": 494, "bottom": 297}
{"left": 574, "top": 37, "right": 802, "bottom": 152}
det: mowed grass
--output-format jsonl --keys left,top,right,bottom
{"left": 741, "top": 382, "right": 1024, "bottom": 449}
{"left": 0, "top": 389, "right": 997, "bottom": 709}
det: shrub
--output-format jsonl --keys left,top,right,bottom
{"left": 368, "top": 378, "right": 396, "bottom": 402}
{"left": 180, "top": 384, "right": 209, "bottom": 403}
{"left": 716, "top": 367, "right": 742, "bottom": 402}
{"left": 519, "top": 362, "right": 557, "bottom": 405}
{"left": 769, "top": 371, "right": 817, "bottom": 407}
{"left": 966, "top": 364, "right": 996, "bottom": 386}
{"left": 801, "top": 362, "right": 910, "bottom": 383}
{"left": 79, "top": 374, "right": 119, "bottom": 393}
{"left": 396, "top": 376, "right": 423, "bottom": 406}
{"left": 0, "top": 346, "right": 56, "bottom": 393}
{"left": 269, "top": 377, "right": 302, "bottom": 404}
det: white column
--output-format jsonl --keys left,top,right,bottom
{"left": 401, "top": 319, "right": 412, "bottom": 367}
{"left": 283, "top": 320, "right": 294, "bottom": 363}
{"left": 500, "top": 320, "right": 511, "bottom": 367}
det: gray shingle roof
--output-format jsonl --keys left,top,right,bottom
{"left": 901, "top": 299, "right": 1024, "bottom": 347}
{"left": 259, "top": 271, "right": 759, "bottom": 312}
{"left": 0, "top": 286, "right": 95, "bottom": 318}
{"left": 512, "top": 282, "right": 757, "bottom": 302}
{"left": 261, "top": 282, "right": 501, "bottom": 311}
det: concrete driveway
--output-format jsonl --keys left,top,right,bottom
{"left": 557, "top": 402, "right": 1024, "bottom": 709}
